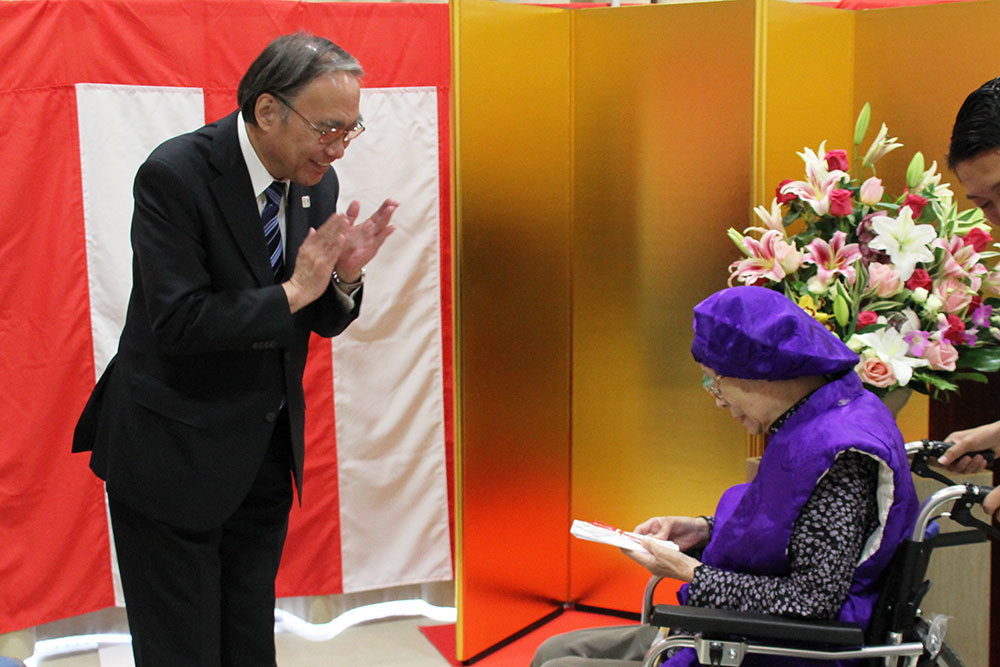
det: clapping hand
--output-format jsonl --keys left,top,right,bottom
{"left": 332, "top": 198, "right": 398, "bottom": 283}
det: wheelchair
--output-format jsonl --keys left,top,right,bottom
{"left": 640, "top": 440, "right": 998, "bottom": 667}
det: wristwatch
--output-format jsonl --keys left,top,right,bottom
{"left": 332, "top": 267, "right": 365, "bottom": 290}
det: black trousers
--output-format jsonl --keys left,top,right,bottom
{"left": 109, "top": 412, "right": 293, "bottom": 667}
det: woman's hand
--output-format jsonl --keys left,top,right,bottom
{"left": 633, "top": 515, "right": 711, "bottom": 552}
{"left": 624, "top": 541, "right": 702, "bottom": 582}
{"left": 938, "top": 420, "right": 1000, "bottom": 474}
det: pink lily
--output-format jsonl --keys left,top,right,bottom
{"left": 933, "top": 236, "right": 987, "bottom": 281}
{"left": 801, "top": 231, "right": 863, "bottom": 288}
{"left": 728, "top": 231, "right": 802, "bottom": 286}
{"left": 779, "top": 142, "right": 850, "bottom": 216}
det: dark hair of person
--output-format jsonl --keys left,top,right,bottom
{"left": 237, "top": 32, "right": 364, "bottom": 125}
{"left": 948, "top": 76, "right": 1000, "bottom": 169}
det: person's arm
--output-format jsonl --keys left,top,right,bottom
{"left": 938, "top": 420, "right": 1000, "bottom": 474}
{"left": 684, "top": 451, "right": 879, "bottom": 619}
{"left": 132, "top": 155, "right": 301, "bottom": 354}
{"left": 937, "top": 423, "right": 1000, "bottom": 515}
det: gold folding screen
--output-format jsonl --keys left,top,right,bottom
{"left": 452, "top": 0, "right": 574, "bottom": 660}
{"left": 454, "top": 0, "right": 753, "bottom": 660}
{"left": 454, "top": 0, "right": 999, "bottom": 661}
{"left": 568, "top": 0, "right": 755, "bottom": 611}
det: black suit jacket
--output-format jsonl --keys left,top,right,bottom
{"left": 73, "top": 111, "right": 360, "bottom": 530}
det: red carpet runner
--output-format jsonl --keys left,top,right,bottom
{"left": 421, "top": 610, "right": 638, "bottom": 665}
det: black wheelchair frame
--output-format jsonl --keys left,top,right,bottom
{"left": 640, "top": 440, "right": 997, "bottom": 667}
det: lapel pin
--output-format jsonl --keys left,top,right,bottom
{"left": 301, "top": 195, "right": 311, "bottom": 209}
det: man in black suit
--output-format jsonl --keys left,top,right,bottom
{"left": 73, "top": 33, "right": 397, "bottom": 665}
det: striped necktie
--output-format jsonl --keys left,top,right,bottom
{"left": 262, "top": 180, "right": 286, "bottom": 282}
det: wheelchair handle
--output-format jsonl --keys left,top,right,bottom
{"left": 905, "top": 439, "right": 995, "bottom": 465}
{"left": 968, "top": 483, "right": 996, "bottom": 506}
{"left": 912, "top": 483, "right": 997, "bottom": 542}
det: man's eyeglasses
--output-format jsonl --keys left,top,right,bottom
{"left": 701, "top": 374, "right": 724, "bottom": 400}
{"left": 272, "top": 93, "right": 365, "bottom": 146}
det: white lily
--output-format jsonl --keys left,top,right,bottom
{"left": 862, "top": 123, "right": 903, "bottom": 168}
{"left": 913, "top": 160, "right": 954, "bottom": 203}
{"left": 867, "top": 206, "right": 936, "bottom": 281}
{"left": 749, "top": 198, "right": 785, "bottom": 233}
{"left": 852, "top": 326, "right": 929, "bottom": 386}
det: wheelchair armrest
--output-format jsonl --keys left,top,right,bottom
{"left": 649, "top": 604, "right": 865, "bottom": 647}
{"left": 641, "top": 576, "right": 667, "bottom": 624}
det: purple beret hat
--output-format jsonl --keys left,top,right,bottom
{"left": 691, "top": 286, "right": 859, "bottom": 380}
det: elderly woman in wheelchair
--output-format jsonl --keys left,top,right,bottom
{"left": 532, "top": 286, "right": 921, "bottom": 667}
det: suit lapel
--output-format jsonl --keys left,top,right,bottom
{"left": 208, "top": 112, "right": 275, "bottom": 287}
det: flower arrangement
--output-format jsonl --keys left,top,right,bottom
{"left": 727, "top": 103, "right": 1000, "bottom": 399}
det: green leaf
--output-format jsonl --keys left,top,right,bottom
{"left": 951, "top": 372, "right": 989, "bottom": 384}
{"left": 956, "top": 346, "right": 1000, "bottom": 373}
{"left": 854, "top": 102, "right": 871, "bottom": 146}
{"left": 864, "top": 300, "right": 905, "bottom": 312}
{"left": 911, "top": 370, "right": 958, "bottom": 393}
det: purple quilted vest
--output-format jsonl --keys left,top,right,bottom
{"left": 667, "top": 373, "right": 918, "bottom": 667}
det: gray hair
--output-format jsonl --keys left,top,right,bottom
{"left": 237, "top": 32, "right": 364, "bottom": 125}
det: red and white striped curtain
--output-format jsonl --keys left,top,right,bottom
{"left": 0, "top": 0, "right": 452, "bottom": 633}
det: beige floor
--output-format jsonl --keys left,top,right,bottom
{"left": 28, "top": 617, "right": 455, "bottom": 667}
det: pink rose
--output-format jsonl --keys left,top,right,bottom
{"left": 923, "top": 341, "right": 958, "bottom": 371}
{"left": 963, "top": 227, "right": 993, "bottom": 252}
{"left": 859, "top": 177, "right": 884, "bottom": 206}
{"left": 906, "top": 268, "right": 932, "bottom": 292}
{"left": 776, "top": 179, "right": 797, "bottom": 205}
{"left": 824, "top": 149, "right": 849, "bottom": 172}
{"left": 856, "top": 310, "right": 878, "bottom": 329}
{"left": 829, "top": 188, "right": 853, "bottom": 217}
{"left": 903, "top": 192, "right": 928, "bottom": 218}
{"left": 856, "top": 354, "right": 896, "bottom": 388}
{"left": 866, "top": 262, "right": 902, "bottom": 297}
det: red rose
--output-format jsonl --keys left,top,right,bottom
{"left": 856, "top": 310, "right": 878, "bottom": 328}
{"left": 829, "top": 188, "right": 853, "bottom": 216}
{"left": 903, "top": 192, "right": 928, "bottom": 218}
{"left": 963, "top": 227, "right": 993, "bottom": 252}
{"left": 943, "top": 313, "right": 966, "bottom": 344}
{"left": 776, "top": 179, "right": 797, "bottom": 205}
{"left": 824, "top": 149, "right": 849, "bottom": 172}
{"left": 905, "top": 268, "right": 932, "bottom": 291}
{"left": 967, "top": 295, "right": 983, "bottom": 320}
